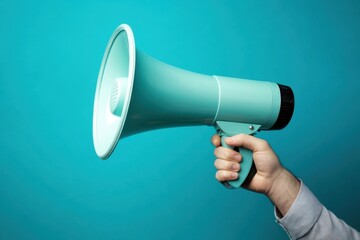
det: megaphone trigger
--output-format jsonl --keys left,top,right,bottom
{"left": 215, "top": 121, "right": 260, "bottom": 188}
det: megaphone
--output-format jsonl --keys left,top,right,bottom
{"left": 93, "top": 24, "right": 294, "bottom": 188}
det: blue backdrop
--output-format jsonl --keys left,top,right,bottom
{"left": 1, "top": 0, "right": 359, "bottom": 239}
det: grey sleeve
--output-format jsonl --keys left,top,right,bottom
{"left": 275, "top": 181, "right": 360, "bottom": 240}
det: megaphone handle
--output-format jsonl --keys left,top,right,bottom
{"left": 220, "top": 134, "right": 257, "bottom": 188}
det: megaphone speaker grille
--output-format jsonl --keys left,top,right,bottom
{"left": 93, "top": 24, "right": 136, "bottom": 159}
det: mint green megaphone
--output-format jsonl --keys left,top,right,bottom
{"left": 93, "top": 24, "right": 294, "bottom": 188}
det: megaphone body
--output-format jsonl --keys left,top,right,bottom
{"left": 93, "top": 24, "right": 294, "bottom": 188}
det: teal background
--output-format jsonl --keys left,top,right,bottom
{"left": 1, "top": 0, "right": 359, "bottom": 239}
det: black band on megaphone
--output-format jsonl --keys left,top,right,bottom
{"left": 270, "top": 84, "right": 295, "bottom": 130}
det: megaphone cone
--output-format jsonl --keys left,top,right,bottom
{"left": 93, "top": 24, "right": 294, "bottom": 188}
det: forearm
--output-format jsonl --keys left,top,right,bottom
{"left": 273, "top": 181, "right": 360, "bottom": 239}
{"left": 266, "top": 168, "right": 300, "bottom": 217}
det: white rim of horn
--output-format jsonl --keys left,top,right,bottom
{"left": 93, "top": 24, "right": 136, "bottom": 159}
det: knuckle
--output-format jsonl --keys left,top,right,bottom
{"left": 220, "top": 171, "right": 227, "bottom": 180}
{"left": 224, "top": 161, "right": 232, "bottom": 170}
{"left": 223, "top": 149, "right": 234, "bottom": 159}
{"left": 227, "top": 150, "right": 235, "bottom": 158}
{"left": 260, "top": 139, "right": 269, "bottom": 149}
{"left": 226, "top": 161, "right": 234, "bottom": 170}
{"left": 214, "top": 147, "right": 230, "bottom": 159}
{"left": 237, "top": 133, "right": 247, "bottom": 140}
{"left": 231, "top": 162, "right": 240, "bottom": 171}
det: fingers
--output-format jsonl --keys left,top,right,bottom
{"left": 216, "top": 170, "right": 238, "bottom": 181}
{"left": 225, "top": 134, "right": 270, "bottom": 152}
{"left": 212, "top": 135, "right": 242, "bottom": 182}
{"left": 211, "top": 133, "right": 270, "bottom": 183}
{"left": 215, "top": 170, "right": 239, "bottom": 182}
{"left": 214, "top": 157, "right": 241, "bottom": 182}
{"left": 214, "top": 146, "right": 242, "bottom": 162}
{"left": 214, "top": 158, "right": 240, "bottom": 171}
{"left": 211, "top": 134, "right": 221, "bottom": 147}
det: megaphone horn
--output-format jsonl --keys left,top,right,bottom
{"left": 93, "top": 24, "right": 295, "bottom": 188}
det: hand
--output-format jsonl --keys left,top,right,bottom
{"left": 212, "top": 134, "right": 283, "bottom": 194}
{"left": 211, "top": 134, "right": 300, "bottom": 216}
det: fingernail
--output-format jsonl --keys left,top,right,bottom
{"left": 233, "top": 154, "right": 241, "bottom": 162}
{"left": 231, "top": 163, "right": 240, "bottom": 171}
{"left": 231, "top": 172, "right": 238, "bottom": 179}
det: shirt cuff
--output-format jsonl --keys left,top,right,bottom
{"left": 274, "top": 181, "right": 323, "bottom": 239}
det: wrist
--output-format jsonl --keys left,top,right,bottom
{"left": 266, "top": 168, "right": 300, "bottom": 217}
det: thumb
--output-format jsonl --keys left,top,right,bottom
{"left": 225, "top": 134, "right": 268, "bottom": 152}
